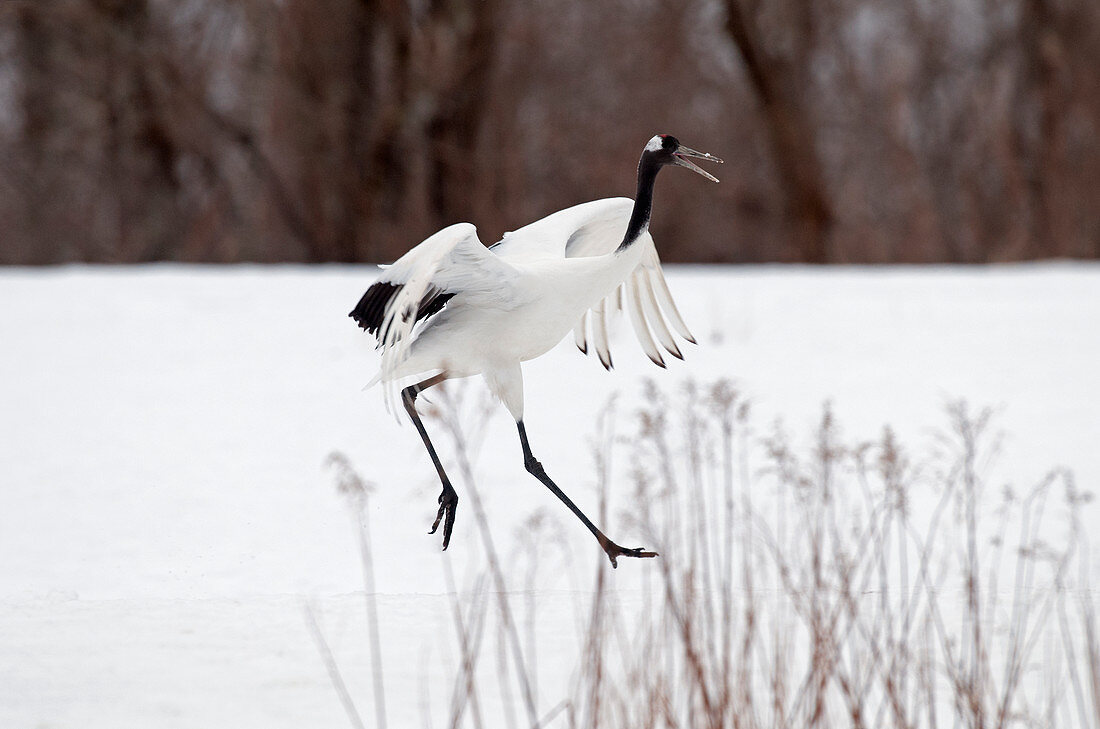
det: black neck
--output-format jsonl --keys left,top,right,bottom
{"left": 616, "top": 155, "right": 661, "bottom": 252}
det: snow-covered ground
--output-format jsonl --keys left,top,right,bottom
{"left": 2, "top": 263, "right": 1098, "bottom": 727}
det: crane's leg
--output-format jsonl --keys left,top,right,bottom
{"left": 517, "top": 421, "right": 657, "bottom": 568}
{"left": 401, "top": 373, "right": 458, "bottom": 550}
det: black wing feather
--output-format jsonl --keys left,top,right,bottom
{"left": 349, "top": 281, "right": 454, "bottom": 342}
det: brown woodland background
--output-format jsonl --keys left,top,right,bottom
{"left": 1, "top": 0, "right": 1098, "bottom": 264}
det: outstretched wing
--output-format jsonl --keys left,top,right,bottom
{"left": 350, "top": 282, "right": 453, "bottom": 341}
{"left": 573, "top": 238, "right": 696, "bottom": 370}
{"left": 490, "top": 198, "right": 635, "bottom": 263}
{"left": 350, "top": 223, "right": 517, "bottom": 381}
{"left": 491, "top": 196, "right": 694, "bottom": 369}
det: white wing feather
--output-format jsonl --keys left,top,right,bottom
{"left": 637, "top": 266, "right": 683, "bottom": 360}
{"left": 574, "top": 310, "right": 589, "bottom": 355}
{"left": 646, "top": 258, "right": 696, "bottom": 344}
{"left": 494, "top": 197, "right": 694, "bottom": 369}
{"left": 573, "top": 238, "right": 695, "bottom": 370}
{"left": 625, "top": 271, "right": 665, "bottom": 368}
{"left": 591, "top": 299, "right": 613, "bottom": 370}
{"left": 367, "top": 223, "right": 517, "bottom": 399}
{"left": 491, "top": 198, "right": 634, "bottom": 262}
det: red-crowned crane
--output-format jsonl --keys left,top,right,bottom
{"left": 350, "top": 134, "right": 722, "bottom": 567}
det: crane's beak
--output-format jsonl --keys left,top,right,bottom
{"left": 673, "top": 146, "right": 724, "bottom": 183}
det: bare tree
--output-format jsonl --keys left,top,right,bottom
{"left": 723, "top": 0, "right": 834, "bottom": 263}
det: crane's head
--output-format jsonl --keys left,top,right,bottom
{"left": 644, "top": 134, "right": 723, "bottom": 183}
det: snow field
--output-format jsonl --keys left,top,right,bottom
{"left": 1, "top": 263, "right": 1097, "bottom": 727}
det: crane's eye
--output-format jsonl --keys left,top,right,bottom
{"left": 661, "top": 134, "right": 678, "bottom": 151}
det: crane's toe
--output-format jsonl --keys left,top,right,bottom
{"left": 429, "top": 484, "right": 459, "bottom": 550}
{"left": 603, "top": 543, "right": 659, "bottom": 568}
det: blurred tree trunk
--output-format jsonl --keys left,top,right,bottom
{"left": 723, "top": 0, "right": 833, "bottom": 263}
{"left": 358, "top": 0, "right": 417, "bottom": 258}
{"left": 334, "top": 0, "right": 376, "bottom": 263}
{"left": 10, "top": 0, "right": 183, "bottom": 262}
{"left": 1011, "top": 0, "right": 1065, "bottom": 259}
{"left": 270, "top": 0, "right": 367, "bottom": 262}
{"left": 424, "top": 0, "right": 500, "bottom": 227}
{"left": 269, "top": 0, "right": 500, "bottom": 261}
{"left": 11, "top": 3, "right": 54, "bottom": 263}
{"left": 98, "top": 0, "right": 184, "bottom": 262}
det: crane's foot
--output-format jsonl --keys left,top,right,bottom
{"left": 429, "top": 483, "right": 459, "bottom": 551}
{"left": 601, "top": 540, "right": 658, "bottom": 569}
